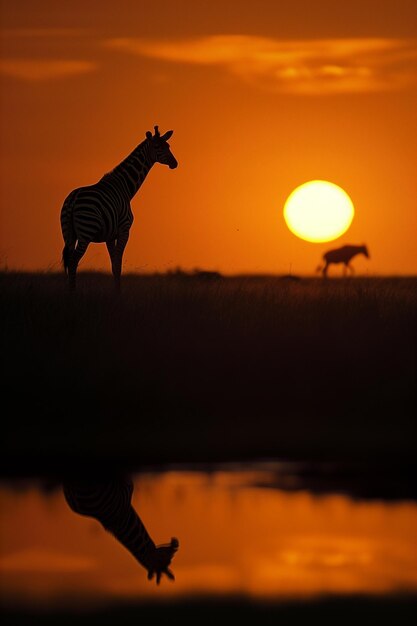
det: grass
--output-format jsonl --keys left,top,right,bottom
{"left": 1, "top": 271, "right": 416, "bottom": 480}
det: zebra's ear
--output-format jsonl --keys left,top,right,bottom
{"left": 146, "top": 131, "right": 153, "bottom": 140}
{"left": 160, "top": 130, "right": 173, "bottom": 141}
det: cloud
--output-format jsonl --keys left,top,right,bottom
{"left": 102, "top": 564, "right": 240, "bottom": 597}
{"left": 105, "top": 35, "right": 417, "bottom": 94}
{"left": 1, "top": 28, "right": 90, "bottom": 38}
{"left": 0, "top": 548, "right": 95, "bottom": 573}
{"left": 0, "top": 59, "right": 98, "bottom": 81}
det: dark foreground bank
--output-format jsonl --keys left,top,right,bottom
{"left": 1, "top": 272, "right": 416, "bottom": 484}
{"left": 3, "top": 595, "right": 417, "bottom": 626}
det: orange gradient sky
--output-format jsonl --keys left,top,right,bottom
{"left": 1, "top": 1, "right": 416, "bottom": 275}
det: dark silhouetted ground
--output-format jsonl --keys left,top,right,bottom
{"left": 2, "top": 595, "right": 417, "bottom": 625}
{"left": 1, "top": 272, "right": 416, "bottom": 495}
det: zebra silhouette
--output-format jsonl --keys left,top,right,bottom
{"left": 63, "top": 476, "right": 179, "bottom": 584}
{"left": 317, "top": 244, "right": 370, "bottom": 277}
{"left": 60, "top": 126, "right": 178, "bottom": 290}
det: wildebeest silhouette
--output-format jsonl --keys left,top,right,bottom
{"left": 317, "top": 244, "right": 370, "bottom": 277}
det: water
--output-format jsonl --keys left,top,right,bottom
{"left": 1, "top": 463, "right": 417, "bottom": 609}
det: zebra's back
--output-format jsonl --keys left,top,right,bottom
{"left": 60, "top": 181, "right": 132, "bottom": 245}
{"left": 63, "top": 477, "right": 134, "bottom": 528}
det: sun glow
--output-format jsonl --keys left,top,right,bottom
{"left": 283, "top": 180, "right": 355, "bottom": 243}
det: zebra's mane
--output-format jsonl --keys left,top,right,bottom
{"left": 100, "top": 140, "right": 150, "bottom": 182}
{"left": 101, "top": 170, "right": 116, "bottom": 180}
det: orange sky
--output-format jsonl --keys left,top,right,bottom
{"left": 1, "top": 471, "right": 417, "bottom": 606}
{"left": 1, "top": 0, "right": 416, "bottom": 275}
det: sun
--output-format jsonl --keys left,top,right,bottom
{"left": 283, "top": 180, "right": 355, "bottom": 243}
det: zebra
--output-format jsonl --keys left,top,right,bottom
{"left": 317, "top": 244, "right": 370, "bottom": 277}
{"left": 60, "top": 126, "right": 178, "bottom": 290}
{"left": 62, "top": 475, "right": 179, "bottom": 584}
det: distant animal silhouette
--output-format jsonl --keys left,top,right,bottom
{"left": 317, "top": 244, "right": 370, "bottom": 277}
{"left": 193, "top": 270, "right": 222, "bottom": 281}
{"left": 60, "top": 126, "right": 178, "bottom": 290}
{"left": 167, "top": 268, "right": 223, "bottom": 281}
{"left": 63, "top": 476, "right": 179, "bottom": 584}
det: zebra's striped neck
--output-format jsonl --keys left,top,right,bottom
{"left": 103, "top": 140, "right": 155, "bottom": 200}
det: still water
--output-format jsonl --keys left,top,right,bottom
{"left": 1, "top": 463, "right": 416, "bottom": 608}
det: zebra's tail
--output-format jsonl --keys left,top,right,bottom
{"left": 60, "top": 191, "right": 77, "bottom": 275}
{"left": 316, "top": 264, "right": 323, "bottom": 273}
{"left": 62, "top": 245, "right": 72, "bottom": 275}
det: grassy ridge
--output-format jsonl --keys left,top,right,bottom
{"left": 1, "top": 272, "right": 416, "bottom": 477}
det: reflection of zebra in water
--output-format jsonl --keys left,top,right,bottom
{"left": 60, "top": 126, "right": 178, "bottom": 290}
{"left": 317, "top": 244, "right": 370, "bottom": 277}
{"left": 63, "top": 476, "right": 179, "bottom": 584}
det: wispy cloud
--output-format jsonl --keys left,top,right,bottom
{"left": 0, "top": 548, "right": 95, "bottom": 573}
{"left": 1, "top": 28, "right": 90, "bottom": 39}
{"left": 0, "top": 59, "right": 97, "bottom": 81}
{"left": 106, "top": 35, "right": 417, "bottom": 94}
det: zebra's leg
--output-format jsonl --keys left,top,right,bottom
{"left": 68, "top": 240, "right": 89, "bottom": 290}
{"left": 322, "top": 262, "right": 329, "bottom": 278}
{"left": 108, "top": 232, "right": 129, "bottom": 292}
{"left": 106, "top": 239, "right": 117, "bottom": 282}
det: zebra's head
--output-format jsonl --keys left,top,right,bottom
{"left": 146, "top": 126, "right": 178, "bottom": 169}
{"left": 362, "top": 244, "right": 370, "bottom": 258}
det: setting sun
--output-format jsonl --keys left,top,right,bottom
{"left": 283, "top": 180, "right": 355, "bottom": 243}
